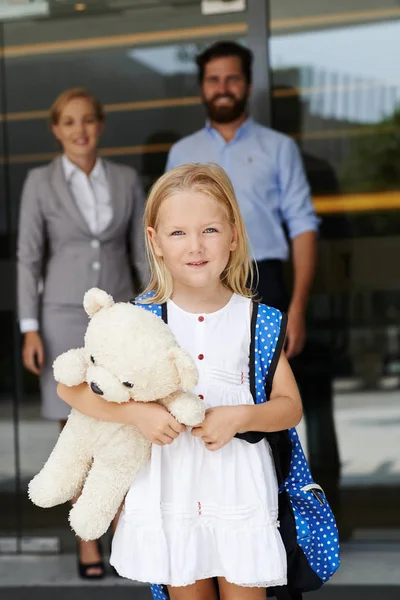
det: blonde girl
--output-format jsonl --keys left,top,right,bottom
{"left": 58, "top": 164, "right": 302, "bottom": 599}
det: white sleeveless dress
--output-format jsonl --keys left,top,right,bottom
{"left": 110, "top": 294, "right": 287, "bottom": 588}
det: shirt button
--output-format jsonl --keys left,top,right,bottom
{"left": 91, "top": 239, "right": 100, "bottom": 249}
{"left": 198, "top": 354, "right": 204, "bottom": 361}
{"left": 199, "top": 394, "right": 204, "bottom": 400}
{"left": 198, "top": 316, "right": 204, "bottom": 322}
{"left": 92, "top": 261, "right": 101, "bottom": 271}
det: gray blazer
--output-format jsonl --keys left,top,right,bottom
{"left": 17, "top": 156, "right": 149, "bottom": 321}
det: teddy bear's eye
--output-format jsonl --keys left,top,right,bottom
{"left": 123, "top": 381, "right": 134, "bottom": 388}
{"left": 90, "top": 355, "right": 95, "bottom": 364}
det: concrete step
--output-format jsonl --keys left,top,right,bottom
{"left": 1, "top": 590, "right": 151, "bottom": 600}
{"left": 1, "top": 541, "right": 400, "bottom": 598}
{"left": 1, "top": 587, "right": 400, "bottom": 600}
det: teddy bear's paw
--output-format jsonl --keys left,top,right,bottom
{"left": 28, "top": 473, "right": 66, "bottom": 508}
{"left": 53, "top": 349, "right": 87, "bottom": 386}
{"left": 69, "top": 505, "right": 109, "bottom": 542}
{"left": 168, "top": 392, "right": 206, "bottom": 427}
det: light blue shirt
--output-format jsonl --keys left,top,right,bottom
{"left": 166, "top": 118, "right": 318, "bottom": 262}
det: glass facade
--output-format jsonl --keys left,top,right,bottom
{"left": 0, "top": 0, "right": 399, "bottom": 551}
{"left": 0, "top": 0, "right": 250, "bottom": 550}
{"left": 270, "top": 0, "right": 400, "bottom": 532}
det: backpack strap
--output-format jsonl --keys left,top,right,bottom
{"left": 130, "top": 296, "right": 167, "bottom": 323}
{"left": 251, "top": 300, "right": 288, "bottom": 400}
{"left": 263, "top": 305, "right": 288, "bottom": 400}
{"left": 161, "top": 302, "right": 167, "bottom": 324}
{"left": 248, "top": 299, "right": 258, "bottom": 402}
{"left": 235, "top": 300, "right": 287, "bottom": 445}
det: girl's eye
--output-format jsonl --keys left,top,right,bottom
{"left": 123, "top": 381, "right": 134, "bottom": 388}
{"left": 171, "top": 231, "right": 184, "bottom": 236}
{"left": 204, "top": 227, "right": 217, "bottom": 233}
{"left": 90, "top": 355, "right": 95, "bottom": 364}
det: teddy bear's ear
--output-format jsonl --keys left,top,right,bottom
{"left": 169, "top": 346, "right": 198, "bottom": 391}
{"left": 83, "top": 288, "right": 114, "bottom": 317}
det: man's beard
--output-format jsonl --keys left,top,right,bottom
{"left": 204, "top": 93, "right": 248, "bottom": 124}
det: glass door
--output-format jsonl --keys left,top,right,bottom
{"left": 269, "top": 0, "right": 400, "bottom": 534}
{"left": 1, "top": 0, "right": 259, "bottom": 551}
{"left": 0, "top": 22, "right": 19, "bottom": 551}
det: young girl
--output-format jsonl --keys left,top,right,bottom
{"left": 58, "top": 164, "right": 303, "bottom": 600}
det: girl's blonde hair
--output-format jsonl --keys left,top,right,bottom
{"left": 49, "top": 87, "right": 105, "bottom": 126}
{"left": 143, "top": 163, "right": 255, "bottom": 303}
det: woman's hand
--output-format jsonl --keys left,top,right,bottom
{"left": 22, "top": 331, "right": 44, "bottom": 376}
{"left": 122, "top": 401, "right": 186, "bottom": 446}
{"left": 191, "top": 406, "right": 243, "bottom": 451}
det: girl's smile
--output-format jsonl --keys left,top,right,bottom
{"left": 186, "top": 260, "right": 208, "bottom": 267}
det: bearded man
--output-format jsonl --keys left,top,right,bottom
{"left": 166, "top": 41, "right": 341, "bottom": 525}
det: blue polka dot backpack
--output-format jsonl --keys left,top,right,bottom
{"left": 135, "top": 296, "right": 340, "bottom": 600}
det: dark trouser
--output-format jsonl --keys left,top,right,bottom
{"left": 254, "top": 260, "right": 341, "bottom": 516}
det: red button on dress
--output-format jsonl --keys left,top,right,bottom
{"left": 199, "top": 394, "right": 204, "bottom": 400}
{"left": 198, "top": 316, "right": 204, "bottom": 322}
{"left": 198, "top": 354, "right": 204, "bottom": 360}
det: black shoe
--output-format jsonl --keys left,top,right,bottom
{"left": 77, "top": 540, "right": 105, "bottom": 580}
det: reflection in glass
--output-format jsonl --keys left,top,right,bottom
{"left": 2, "top": 4, "right": 248, "bottom": 551}
{"left": 270, "top": 7, "right": 400, "bottom": 507}
{"left": 128, "top": 44, "right": 201, "bottom": 75}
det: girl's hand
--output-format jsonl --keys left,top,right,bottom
{"left": 22, "top": 331, "right": 44, "bottom": 376}
{"left": 191, "top": 406, "right": 242, "bottom": 451}
{"left": 57, "top": 384, "right": 187, "bottom": 444}
{"left": 123, "top": 401, "right": 187, "bottom": 446}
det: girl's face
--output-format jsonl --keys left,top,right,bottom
{"left": 148, "top": 190, "right": 238, "bottom": 293}
{"left": 52, "top": 97, "right": 103, "bottom": 160}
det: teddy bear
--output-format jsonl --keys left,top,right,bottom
{"left": 28, "top": 287, "right": 205, "bottom": 541}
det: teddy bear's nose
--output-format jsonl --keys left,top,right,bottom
{"left": 90, "top": 381, "right": 104, "bottom": 396}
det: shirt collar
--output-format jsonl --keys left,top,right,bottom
{"left": 205, "top": 116, "right": 254, "bottom": 141}
{"left": 62, "top": 154, "right": 107, "bottom": 184}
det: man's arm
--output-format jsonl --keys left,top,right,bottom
{"left": 287, "top": 230, "right": 318, "bottom": 358}
{"left": 291, "top": 230, "right": 318, "bottom": 312}
{"left": 278, "top": 137, "right": 319, "bottom": 358}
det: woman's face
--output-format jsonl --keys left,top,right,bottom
{"left": 52, "top": 97, "right": 104, "bottom": 160}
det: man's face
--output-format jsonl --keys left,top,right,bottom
{"left": 201, "top": 55, "right": 251, "bottom": 124}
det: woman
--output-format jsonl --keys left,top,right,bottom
{"left": 17, "top": 87, "right": 148, "bottom": 578}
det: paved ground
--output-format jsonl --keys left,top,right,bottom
{"left": 2, "top": 587, "right": 400, "bottom": 600}
{"left": 294, "top": 389, "right": 400, "bottom": 486}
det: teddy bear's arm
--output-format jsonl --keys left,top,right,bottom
{"left": 160, "top": 391, "right": 205, "bottom": 427}
{"left": 53, "top": 348, "right": 88, "bottom": 387}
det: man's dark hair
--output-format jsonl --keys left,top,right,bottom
{"left": 196, "top": 41, "right": 253, "bottom": 84}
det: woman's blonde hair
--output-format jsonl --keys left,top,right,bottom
{"left": 49, "top": 87, "right": 105, "bottom": 126}
{"left": 143, "top": 163, "right": 255, "bottom": 303}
